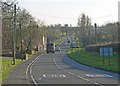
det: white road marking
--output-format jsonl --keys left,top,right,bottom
{"left": 94, "top": 82, "right": 99, "bottom": 84}
{"left": 78, "top": 76, "right": 90, "bottom": 82}
{"left": 38, "top": 78, "right": 42, "bottom": 80}
{"left": 31, "top": 75, "right": 38, "bottom": 85}
{"left": 58, "top": 66, "right": 61, "bottom": 69}
{"left": 86, "top": 74, "right": 113, "bottom": 78}
{"left": 53, "top": 57, "right": 92, "bottom": 83}
{"left": 26, "top": 56, "right": 39, "bottom": 85}
{"left": 104, "top": 74, "right": 113, "bottom": 78}
{"left": 43, "top": 74, "right": 66, "bottom": 78}
{"left": 67, "top": 72, "right": 74, "bottom": 75}
{"left": 86, "top": 74, "right": 95, "bottom": 77}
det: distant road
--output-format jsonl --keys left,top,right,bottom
{"left": 27, "top": 39, "right": 119, "bottom": 85}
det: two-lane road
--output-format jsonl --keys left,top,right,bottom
{"left": 27, "top": 40, "right": 119, "bottom": 85}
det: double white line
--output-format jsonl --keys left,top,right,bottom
{"left": 26, "top": 56, "right": 39, "bottom": 86}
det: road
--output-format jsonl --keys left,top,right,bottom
{"left": 27, "top": 39, "right": 119, "bottom": 85}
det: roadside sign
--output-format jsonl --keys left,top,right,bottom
{"left": 104, "top": 48, "right": 109, "bottom": 56}
{"left": 100, "top": 48, "right": 104, "bottom": 56}
{"left": 109, "top": 47, "right": 113, "bottom": 56}
{"left": 99, "top": 47, "right": 113, "bottom": 57}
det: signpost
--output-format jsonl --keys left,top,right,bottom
{"left": 104, "top": 48, "right": 109, "bottom": 56}
{"left": 100, "top": 48, "right": 104, "bottom": 56}
{"left": 99, "top": 47, "right": 113, "bottom": 65}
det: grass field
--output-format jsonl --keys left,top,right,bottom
{"left": 67, "top": 47, "right": 119, "bottom": 73}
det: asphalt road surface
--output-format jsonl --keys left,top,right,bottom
{"left": 27, "top": 39, "right": 119, "bottom": 85}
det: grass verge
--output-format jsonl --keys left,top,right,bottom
{"left": 0, "top": 52, "right": 38, "bottom": 83}
{"left": 67, "top": 48, "right": 119, "bottom": 73}
{"left": 0, "top": 58, "right": 23, "bottom": 83}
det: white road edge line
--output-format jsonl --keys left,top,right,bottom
{"left": 26, "top": 56, "right": 39, "bottom": 85}
{"left": 31, "top": 75, "right": 37, "bottom": 85}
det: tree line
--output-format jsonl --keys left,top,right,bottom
{"left": 77, "top": 13, "right": 119, "bottom": 47}
{"left": 1, "top": 1, "right": 60, "bottom": 56}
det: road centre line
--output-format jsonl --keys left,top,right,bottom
{"left": 53, "top": 57, "right": 91, "bottom": 81}
{"left": 53, "top": 39, "right": 103, "bottom": 85}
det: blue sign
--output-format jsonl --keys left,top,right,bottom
{"left": 100, "top": 48, "right": 104, "bottom": 56}
{"left": 99, "top": 47, "right": 113, "bottom": 57}
{"left": 109, "top": 47, "right": 113, "bottom": 56}
{"left": 104, "top": 48, "right": 109, "bottom": 56}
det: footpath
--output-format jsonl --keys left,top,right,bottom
{"left": 2, "top": 52, "right": 41, "bottom": 85}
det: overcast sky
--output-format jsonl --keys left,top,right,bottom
{"left": 18, "top": 0, "right": 119, "bottom": 26}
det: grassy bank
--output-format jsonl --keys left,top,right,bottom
{"left": 67, "top": 48, "right": 119, "bottom": 73}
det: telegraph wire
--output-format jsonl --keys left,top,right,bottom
{"left": 26, "top": 10, "right": 118, "bottom": 20}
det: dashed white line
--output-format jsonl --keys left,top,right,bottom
{"left": 53, "top": 58, "right": 91, "bottom": 83}
{"left": 77, "top": 76, "right": 90, "bottom": 82}
{"left": 94, "top": 82, "right": 100, "bottom": 85}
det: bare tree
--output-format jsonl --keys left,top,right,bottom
{"left": 77, "top": 13, "right": 92, "bottom": 46}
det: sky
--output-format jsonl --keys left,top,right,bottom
{"left": 18, "top": 0, "right": 119, "bottom": 26}
{"left": 118, "top": 1, "right": 120, "bottom": 22}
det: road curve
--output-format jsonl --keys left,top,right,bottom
{"left": 28, "top": 39, "right": 119, "bottom": 85}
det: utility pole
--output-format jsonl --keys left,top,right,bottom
{"left": 29, "top": 21, "right": 32, "bottom": 54}
{"left": 94, "top": 23, "right": 97, "bottom": 44}
{"left": 0, "top": 3, "right": 2, "bottom": 58}
{"left": 12, "top": 4, "right": 16, "bottom": 65}
{"left": 19, "top": 20, "right": 23, "bottom": 61}
{"left": 1, "top": 1, "right": 17, "bottom": 64}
